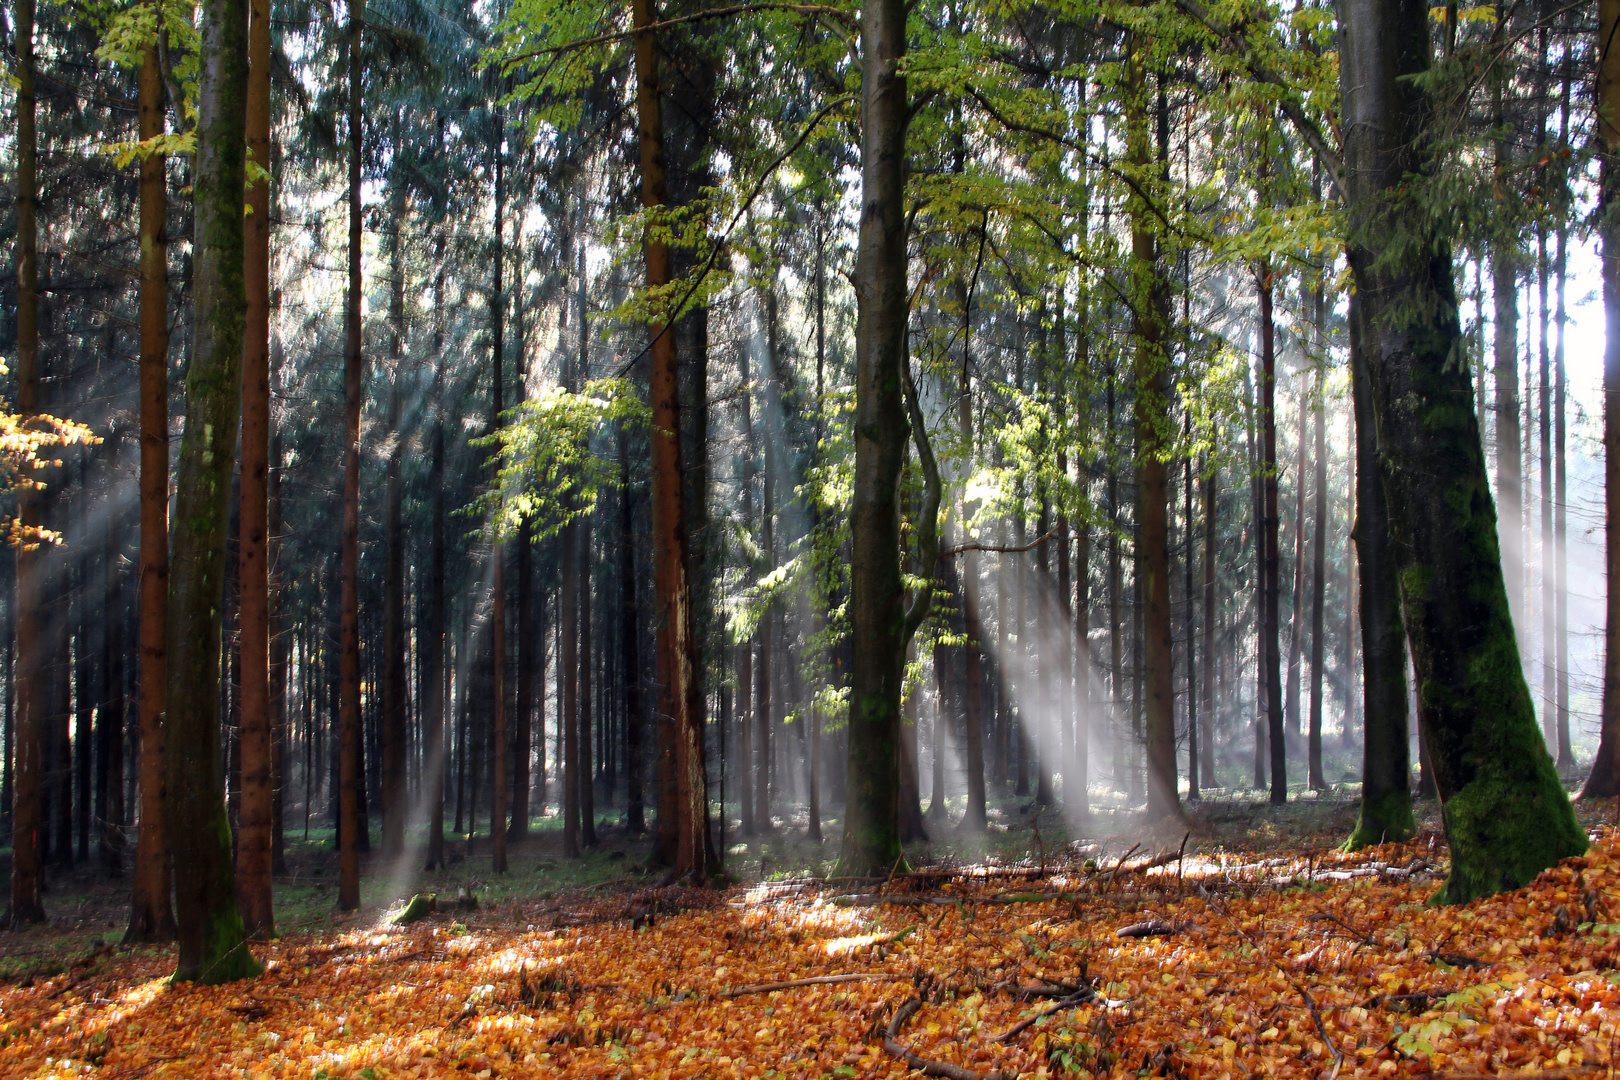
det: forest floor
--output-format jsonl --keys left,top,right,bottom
{"left": 1, "top": 790, "right": 1617, "bottom": 1080}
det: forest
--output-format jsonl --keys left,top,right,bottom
{"left": 0, "top": 0, "right": 1618, "bottom": 1074}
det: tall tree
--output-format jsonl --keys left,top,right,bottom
{"left": 1337, "top": 0, "right": 1586, "bottom": 900}
{"left": 632, "top": 0, "right": 711, "bottom": 881}
{"left": 9, "top": 0, "right": 47, "bottom": 927}
{"left": 236, "top": 0, "right": 275, "bottom": 938}
{"left": 337, "top": 0, "right": 364, "bottom": 912}
{"left": 165, "top": 0, "right": 262, "bottom": 980}
{"left": 842, "top": 0, "right": 911, "bottom": 874}
{"left": 126, "top": 25, "right": 177, "bottom": 941}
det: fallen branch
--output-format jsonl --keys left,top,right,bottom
{"left": 884, "top": 997, "right": 1013, "bottom": 1080}
{"left": 1114, "top": 920, "right": 1175, "bottom": 939}
{"left": 993, "top": 988, "right": 1095, "bottom": 1043}
{"left": 719, "top": 973, "right": 907, "bottom": 998}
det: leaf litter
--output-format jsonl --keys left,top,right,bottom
{"left": 2, "top": 829, "right": 1617, "bottom": 1079}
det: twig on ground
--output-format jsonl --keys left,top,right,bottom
{"left": 719, "top": 973, "right": 907, "bottom": 998}
{"left": 883, "top": 996, "right": 1013, "bottom": 1080}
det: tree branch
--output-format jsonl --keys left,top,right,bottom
{"left": 939, "top": 524, "right": 1058, "bottom": 561}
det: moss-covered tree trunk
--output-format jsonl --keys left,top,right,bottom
{"left": 236, "top": 0, "right": 275, "bottom": 939}
{"left": 841, "top": 0, "right": 910, "bottom": 877}
{"left": 1337, "top": 0, "right": 1585, "bottom": 901}
{"left": 126, "top": 32, "right": 177, "bottom": 943}
{"left": 166, "top": 0, "right": 262, "bottom": 982}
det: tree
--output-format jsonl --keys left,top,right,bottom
{"left": 236, "top": 0, "right": 276, "bottom": 939}
{"left": 165, "top": 0, "right": 262, "bottom": 981}
{"left": 1337, "top": 0, "right": 1586, "bottom": 901}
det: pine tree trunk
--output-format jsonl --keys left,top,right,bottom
{"left": 269, "top": 428, "right": 287, "bottom": 875}
{"left": 1338, "top": 0, "right": 1586, "bottom": 899}
{"left": 337, "top": 0, "right": 364, "bottom": 912}
{"left": 1308, "top": 333, "right": 1328, "bottom": 791}
{"left": 841, "top": 0, "right": 910, "bottom": 875}
{"left": 424, "top": 234, "right": 448, "bottom": 871}
{"left": 1201, "top": 460, "right": 1216, "bottom": 785}
{"left": 578, "top": 523, "right": 595, "bottom": 847}
{"left": 562, "top": 516, "right": 579, "bottom": 857}
{"left": 489, "top": 133, "right": 508, "bottom": 874}
{"left": 380, "top": 156, "right": 407, "bottom": 861}
{"left": 237, "top": 0, "right": 275, "bottom": 937}
{"left": 9, "top": 0, "right": 47, "bottom": 928}
{"left": 1588, "top": 0, "right": 1620, "bottom": 803}
{"left": 166, "top": 0, "right": 262, "bottom": 977}
{"left": 100, "top": 433, "right": 126, "bottom": 875}
{"left": 1286, "top": 370, "right": 1307, "bottom": 737}
{"left": 619, "top": 427, "right": 644, "bottom": 832}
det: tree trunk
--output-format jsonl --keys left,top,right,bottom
{"left": 634, "top": 0, "right": 711, "bottom": 882}
{"left": 1259, "top": 258, "right": 1286, "bottom": 804}
{"left": 337, "top": 0, "right": 364, "bottom": 912}
{"left": 236, "top": 0, "right": 275, "bottom": 937}
{"left": 578, "top": 522, "right": 595, "bottom": 847}
{"left": 424, "top": 228, "right": 448, "bottom": 871}
{"left": 380, "top": 153, "right": 407, "bottom": 861}
{"left": 1128, "top": 42, "right": 1179, "bottom": 823}
{"left": 1589, "top": 0, "right": 1620, "bottom": 803}
{"left": 166, "top": 0, "right": 262, "bottom": 977}
{"left": 100, "top": 434, "right": 126, "bottom": 875}
{"left": 1201, "top": 459, "right": 1216, "bottom": 785}
{"left": 1308, "top": 313, "right": 1328, "bottom": 792}
{"left": 562, "top": 516, "right": 579, "bottom": 856}
{"left": 489, "top": 132, "right": 508, "bottom": 875}
{"left": 620, "top": 426, "right": 644, "bottom": 832}
{"left": 1286, "top": 368, "right": 1307, "bottom": 737}
{"left": 8, "top": 0, "right": 47, "bottom": 928}
{"left": 125, "top": 31, "right": 176, "bottom": 942}
{"left": 841, "top": 0, "right": 910, "bottom": 875}
{"left": 1338, "top": 0, "right": 1586, "bottom": 900}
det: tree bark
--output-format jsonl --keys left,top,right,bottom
{"left": 1588, "top": 0, "right": 1620, "bottom": 802}
{"left": 633, "top": 0, "right": 711, "bottom": 882}
{"left": 424, "top": 225, "right": 448, "bottom": 871}
{"left": 578, "top": 521, "right": 595, "bottom": 847}
{"left": 337, "top": 0, "right": 364, "bottom": 912}
{"left": 125, "top": 32, "right": 176, "bottom": 942}
{"left": 1125, "top": 41, "right": 1179, "bottom": 822}
{"left": 236, "top": 0, "right": 275, "bottom": 938}
{"left": 841, "top": 0, "right": 910, "bottom": 875}
{"left": 380, "top": 150, "right": 407, "bottom": 861}
{"left": 1259, "top": 258, "right": 1286, "bottom": 804}
{"left": 1338, "top": 0, "right": 1586, "bottom": 899}
{"left": 166, "top": 0, "right": 262, "bottom": 978}
{"left": 1308, "top": 314, "right": 1328, "bottom": 792}
{"left": 490, "top": 130, "right": 509, "bottom": 874}
{"left": 100, "top": 434, "right": 126, "bottom": 875}
{"left": 619, "top": 426, "right": 644, "bottom": 831}
{"left": 8, "top": 0, "right": 47, "bottom": 928}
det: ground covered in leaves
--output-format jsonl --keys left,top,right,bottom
{"left": 3, "top": 813, "right": 1619, "bottom": 1079}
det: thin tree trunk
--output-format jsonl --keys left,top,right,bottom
{"left": 424, "top": 226, "right": 448, "bottom": 871}
{"left": 337, "top": 0, "right": 364, "bottom": 912}
{"left": 1259, "top": 256, "right": 1286, "bottom": 805}
{"left": 620, "top": 426, "right": 643, "bottom": 832}
{"left": 269, "top": 427, "right": 287, "bottom": 875}
{"left": 489, "top": 130, "right": 508, "bottom": 875}
{"left": 8, "top": 0, "right": 47, "bottom": 928}
{"left": 1286, "top": 365, "right": 1307, "bottom": 737}
{"left": 1308, "top": 297, "right": 1328, "bottom": 792}
{"left": 100, "top": 435, "right": 126, "bottom": 875}
{"left": 236, "top": 0, "right": 275, "bottom": 937}
{"left": 166, "top": 0, "right": 261, "bottom": 977}
{"left": 1553, "top": 77, "right": 1572, "bottom": 775}
{"left": 1201, "top": 459, "right": 1216, "bottom": 785}
{"left": 380, "top": 149, "right": 407, "bottom": 861}
{"left": 578, "top": 522, "right": 595, "bottom": 847}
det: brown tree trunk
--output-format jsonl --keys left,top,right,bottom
{"left": 578, "top": 522, "right": 595, "bottom": 847}
{"left": 619, "top": 426, "right": 644, "bottom": 832}
{"left": 1308, "top": 297, "right": 1328, "bottom": 791}
{"left": 100, "top": 435, "right": 126, "bottom": 875}
{"left": 236, "top": 0, "right": 275, "bottom": 938}
{"left": 562, "top": 518, "right": 579, "bottom": 856}
{"left": 1286, "top": 369, "right": 1307, "bottom": 737}
{"left": 166, "top": 0, "right": 261, "bottom": 978}
{"left": 424, "top": 227, "right": 448, "bottom": 871}
{"left": 337, "top": 0, "right": 364, "bottom": 912}
{"left": 633, "top": 0, "right": 711, "bottom": 882}
{"left": 125, "top": 32, "right": 176, "bottom": 942}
